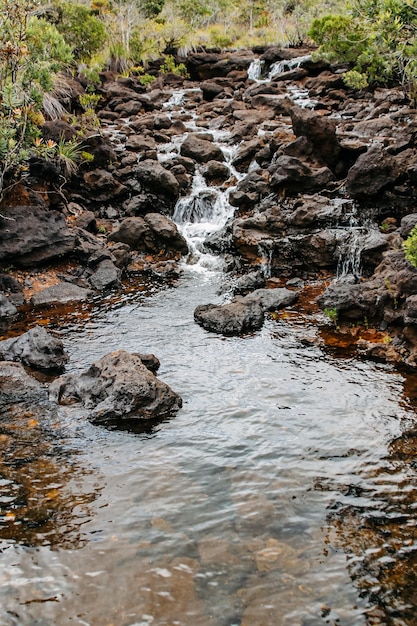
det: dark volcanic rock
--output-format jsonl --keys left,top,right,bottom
{"left": 49, "top": 350, "right": 182, "bottom": 424}
{"left": 194, "top": 287, "right": 298, "bottom": 336}
{"left": 194, "top": 299, "right": 265, "bottom": 336}
{"left": 135, "top": 159, "right": 180, "bottom": 198}
{"left": 109, "top": 214, "right": 188, "bottom": 256}
{"left": 0, "top": 326, "right": 68, "bottom": 371}
{"left": 83, "top": 169, "right": 127, "bottom": 201}
{"left": 269, "top": 156, "right": 334, "bottom": 194}
{"left": 345, "top": 145, "right": 400, "bottom": 198}
{"left": 244, "top": 287, "right": 299, "bottom": 311}
{"left": 0, "top": 206, "right": 75, "bottom": 267}
{"left": 31, "top": 282, "right": 91, "bottom": 306}
{"left": 290, "top": 106, "right": 341, "bottom": 170}
{"left": 88, "top": 259, "right": 121, "bottom": 291}
{"left": 181, "top": 135, "right": 225, "bottom": 164}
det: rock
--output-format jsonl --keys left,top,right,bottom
{"left": 49, "top": 350, "right": 182, "bottom": 424}
{"left": 0, "top": 326, "right": 68, "bottom": 371}
{"left": 89, "top": 259, "right": 121, "bottom": 291}
{"left": 186, "top": 50, "right": 254, "bottom": 81}
{"left": 244, "top": 287, "right": 299, "bottom": 311}
{"left": 41, "top": 120, "right": 77, "bottom": 142}
{"left": 180, "top": 135, "right": 225, "bottom": 164}
{"left": 74, "top": 210, "right": 98, "bottom": 233}
{"left": 31, "top": 282, "right": 91, "bottom": 306}
{"left": 201, "top": 81, "right": 226, "bottom": 101}
{"left": 0, "top": 361, "right": 48, "bottom": 411}
{"left": 269, "top": 156, "right": 334, "bottom": 194}
{"left": 0, "top": 293, "right": 17, "bottom": 320}
{"left": 202, "top": 160, "right": 230, "bottom": 184}
{"left": 232, "top": 271, "right": 266, "bottom": 295}
{"left": 109, "top": 214, "right": 188, "bottom": 257}
{"left": 290, "top": 106, "right": 341, "bottom": 170}
{"left": 400, "top": 214, "right": 417, "bottom": 239}
{"left": 0, "top": 206, "right": 75, "bottom": 267}
{"left": 135, "top": 159, "right": 180, "bottom": 198}
{"left": 194, "top": 299, "right": 264, "bottom": 336}
{"left": 345, "top": 144, "right": 400, "bottom": 198}
{"left": 83, "top": 169, "right": 127, "bottom": 202}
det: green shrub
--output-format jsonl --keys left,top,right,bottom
{"left": 54, "top": 2, "right": 108, "bottom": 61}
{"left": 403, "top": 225, "right": 417, "bottom": 268}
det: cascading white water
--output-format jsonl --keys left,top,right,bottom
{"left": 247, "top": 58, "right": 264, "bottom": 81}
{"left": 268, "top": 54, "right": 312, "bottom": 79}
{"left": 159, "top": 88, "right": 243, "bottom": 273}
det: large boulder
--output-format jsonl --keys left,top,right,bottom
{"left": 0, "top": 206, "right": 75, "bottom": 267}
{"left": 49, "top": 350, "right": 182, "bottom": 424}
{"left": 82, "top": 169, "right": 127, "bottom": 202}
{"left": 269, "top": 156, "right": 334, "bottom": 194}
{"left": 290, "top": 106, "right": 341, "bottom": 170}
{"left": 0, "top": 326, "right": 68, "bottom": 371}
{"left": 244, "top": 287, "right": 299, "bottom": 311}
{"left": 109, "top": 214, "right": 188, "bottom": 257}
{"left": 345, "top": 145, "right": 400, "bottom": 198}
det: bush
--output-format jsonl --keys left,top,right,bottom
{"left": 55, "top": 2, "right": 108, "bottom": 61}
{"left": 403, "top": 225, "right": 417, "bottom": 268}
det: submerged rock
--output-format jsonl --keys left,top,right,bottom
{"left": 0, "top": 326, "right": 68, "bottom": 371}
{"left": 49, "top": 350, "right": 182, "bottom": 425}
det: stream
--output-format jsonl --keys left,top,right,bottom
{"left": 2, "top": 68, "right": 417, "bottom": 626}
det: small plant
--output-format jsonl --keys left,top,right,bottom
{"left": 160, "top": 55, "right": 188, "bottom": 77}
{"left": 403, "top": 225, "right": 417, "bottom": 267}
{"left": 324, "top": 307, "right": 338, "bottom": 326}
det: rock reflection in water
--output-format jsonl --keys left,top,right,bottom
{"left": 0, "top": 401, "right": 97, "bottom": 549}
{"left": 326, "top": 391, "right": 417, "bottom": 624}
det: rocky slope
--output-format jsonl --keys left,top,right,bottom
{"left": 2, "top": 46, "right": 417, "bottom": 366}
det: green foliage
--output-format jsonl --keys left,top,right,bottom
{"left": 403, "top": 225, "right": 417, "bottom": 268}
{"left": 54, "top": 2, "right": 108, "bottom": 61}
{"left": 0, "top": 0, "right": 74, "bottom": 197}
{"left": 32, "top": 137, "right": 94, "bottom": 178}
{"left": 160, "top": 54, "right": 187, "bottom": 76}
{"left": 309, "top": 0, "right": 417, "bottom": 100}
{"left": 324, "top": 307, "right": 338, "bottom": 325}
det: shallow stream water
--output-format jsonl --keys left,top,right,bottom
{"left": 2, "top": 74, "right": 417, "bottom": 626}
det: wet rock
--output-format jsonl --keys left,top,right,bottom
{"left": 202, "top": 160, "right": 230, "bottom": 184}
{"left": 345, "top": 144, "right": 400, "bottom": 198}
{"left": 245, "top": 287, "right": 299, "bottom": 311}
{"left": 0, "top": 326, "right": 68, "bottom": 371}
{"left": 109, "top": 214, "right": 188, "bottom": 256}
{"left": 108, "top": 242, "right": 132, "bottom": 269}
{"left": 194, "top": 299, "right": 265, "bottom": 336}
{"left": 201, "top": 81, "right": 226, "bottom": 101}
{"left": 73, "top": 227, "right": 106, "bottom": 261}
{"left": 88, "top": 259, "right": 121, "bottom": 291}
{"left": 181, "top": 135, "right": 225, "bottom": 164}
{"left": 31, "top": 281, "right": 91, "bottom": 306}
{"left": 0, "top": 361, "right": 48, "bottom": 411}
{"left": 135, "top": 159, "right": 180, "bottom": 198}
{"left": 186, "top": 50, "right": 254, "bottom": 81}
{"left": 317, "top": 278, "right": 384, "bottom": 322}
{"left": 250, "top": 94, "right": 292, "bottom": 115}
{"left": 229, "top": 171, "right": 270, "bottom": 209}
{"left": 0, "top": 206, "right": 75, "bottom": 267}
{"left": 49, "top": 350, "right": 182, "bottom": 424}
{"left": 0, "top": 294, "right": 17, "bottom": 324}
{"left": 232, "top": 271, "right": 266, "bottom": 295}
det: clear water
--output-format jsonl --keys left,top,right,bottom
{"left": 2, "top": 76, "right": 417, "bottom": 626}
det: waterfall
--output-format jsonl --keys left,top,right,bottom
{"left": 268, "top": 54, "right": 312, "bottom": 80}
{"left": 257, "top": 240, "right": 274, "bottom": 279}
{"left": 159, "top": 87, "right": 242, "bottom": 273}
{"left": 336, "top": 228, "right": 365, "bottom": 279}
{"left": 247, "top": 58, "right": 265, "bottom": 81}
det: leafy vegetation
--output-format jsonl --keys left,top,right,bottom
{"left": 309, "top": 0, "right": 417, "bottom": 100}
{"left": 403, "top": 226, "right": 417, "bottom": 268}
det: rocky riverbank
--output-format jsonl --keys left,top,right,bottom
{"left": 2, "top": 45, "right": 417, "bottom": 373}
